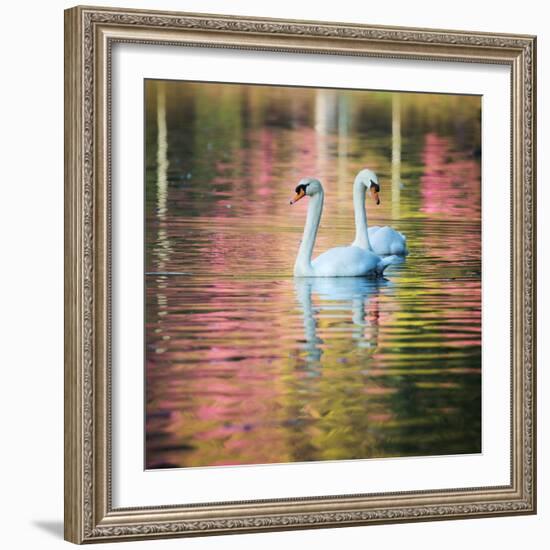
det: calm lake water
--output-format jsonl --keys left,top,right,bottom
{"left": 145, "top": 81, "right": 482, "bottom": 469}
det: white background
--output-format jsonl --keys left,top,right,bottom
{"left": 0, "top": 0, "right": 547, "bottom": 549}
{"left": 113, "top": 45, "right": 511, "bottom": 506}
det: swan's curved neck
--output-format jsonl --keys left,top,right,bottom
{"left": 352, "top": 178, "right": 373, "bottom": 251}
{"left": 294, "top": 191, "right": 324, "bottom": 276}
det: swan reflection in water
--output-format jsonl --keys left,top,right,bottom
{"left": 294, "top": 276, "right": 392, "bottom": 366}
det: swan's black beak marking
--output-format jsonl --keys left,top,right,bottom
{"left": 290, "top": 183, "right": 309, "bottom": 205}
{"left": 370, "top": 180, "right": 380, "bottom": 205}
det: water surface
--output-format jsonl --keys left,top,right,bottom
{"left": 145, "top": 81, "right": 481, "bottom": 468}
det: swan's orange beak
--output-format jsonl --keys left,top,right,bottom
{"left": 290, "top": 188, "right": 306, "bottom": 205}
{"left": 371, "top": 189, "right": 380, "bottom": 205}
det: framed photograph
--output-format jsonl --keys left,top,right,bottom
{"left": 64, "top": 5, "right": 537, "bottom": 544}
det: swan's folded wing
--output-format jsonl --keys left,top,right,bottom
{"left": 312, "top": 246, "right": 382, "bottom": 277}
{"left": 367, "top": 226, "right": 381, "bottom": 236}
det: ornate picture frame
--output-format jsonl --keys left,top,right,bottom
{"left": 64, "top": 5, "right": 536, "bottom": 543}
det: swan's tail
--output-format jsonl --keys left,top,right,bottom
{"left": 399, "top": 232, "right": 410, "bottom": 256}
{"left": 376, "top": 255, "right": 399, "bottom": 275}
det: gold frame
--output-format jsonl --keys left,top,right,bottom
{"left": 64, "top": 5, "right": 537, "bottom": 544}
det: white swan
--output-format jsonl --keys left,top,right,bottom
{"left": 290, "top": 178, "right": 396, "bottom": 278}
{"left": 351, "top": 168, "right": 408, "bottom": 256}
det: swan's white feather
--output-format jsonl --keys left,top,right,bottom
{"left": 309, "top": 246, "right": 395, "bottom": 277}
{"left": 368, "top": 225, "right": 408, "bottom": 256}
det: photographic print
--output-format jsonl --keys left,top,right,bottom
{"left": 65, "top": 8, "right": 536, "bottom": 541}
{"left": 145, "top": 80, "right": 482, "bottom": 470}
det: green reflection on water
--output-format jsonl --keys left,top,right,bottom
{"left": 144, "top": 80, "right": 481, "bottom": 469}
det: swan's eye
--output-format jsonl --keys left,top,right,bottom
{"left": 370, "top": 180, "right": 380, "bottom": 193}
{"left": 294, "top": 183, "right": 310, "bottom": 194}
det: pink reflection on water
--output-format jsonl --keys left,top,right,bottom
{"left": 146, "top": 279, "right": 295, "bottom": 467}
{"left": 257, "top": 129, "right": 274, "bottom": 189}
{"left": 289, "top": 127, "right": 319, "bottom": 177}
{"left": 420, "top": 133, "right": 480, "bottom": 218}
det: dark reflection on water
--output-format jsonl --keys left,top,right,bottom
{"left": 145, "top": 81, "right": 481, "bottom": 469}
